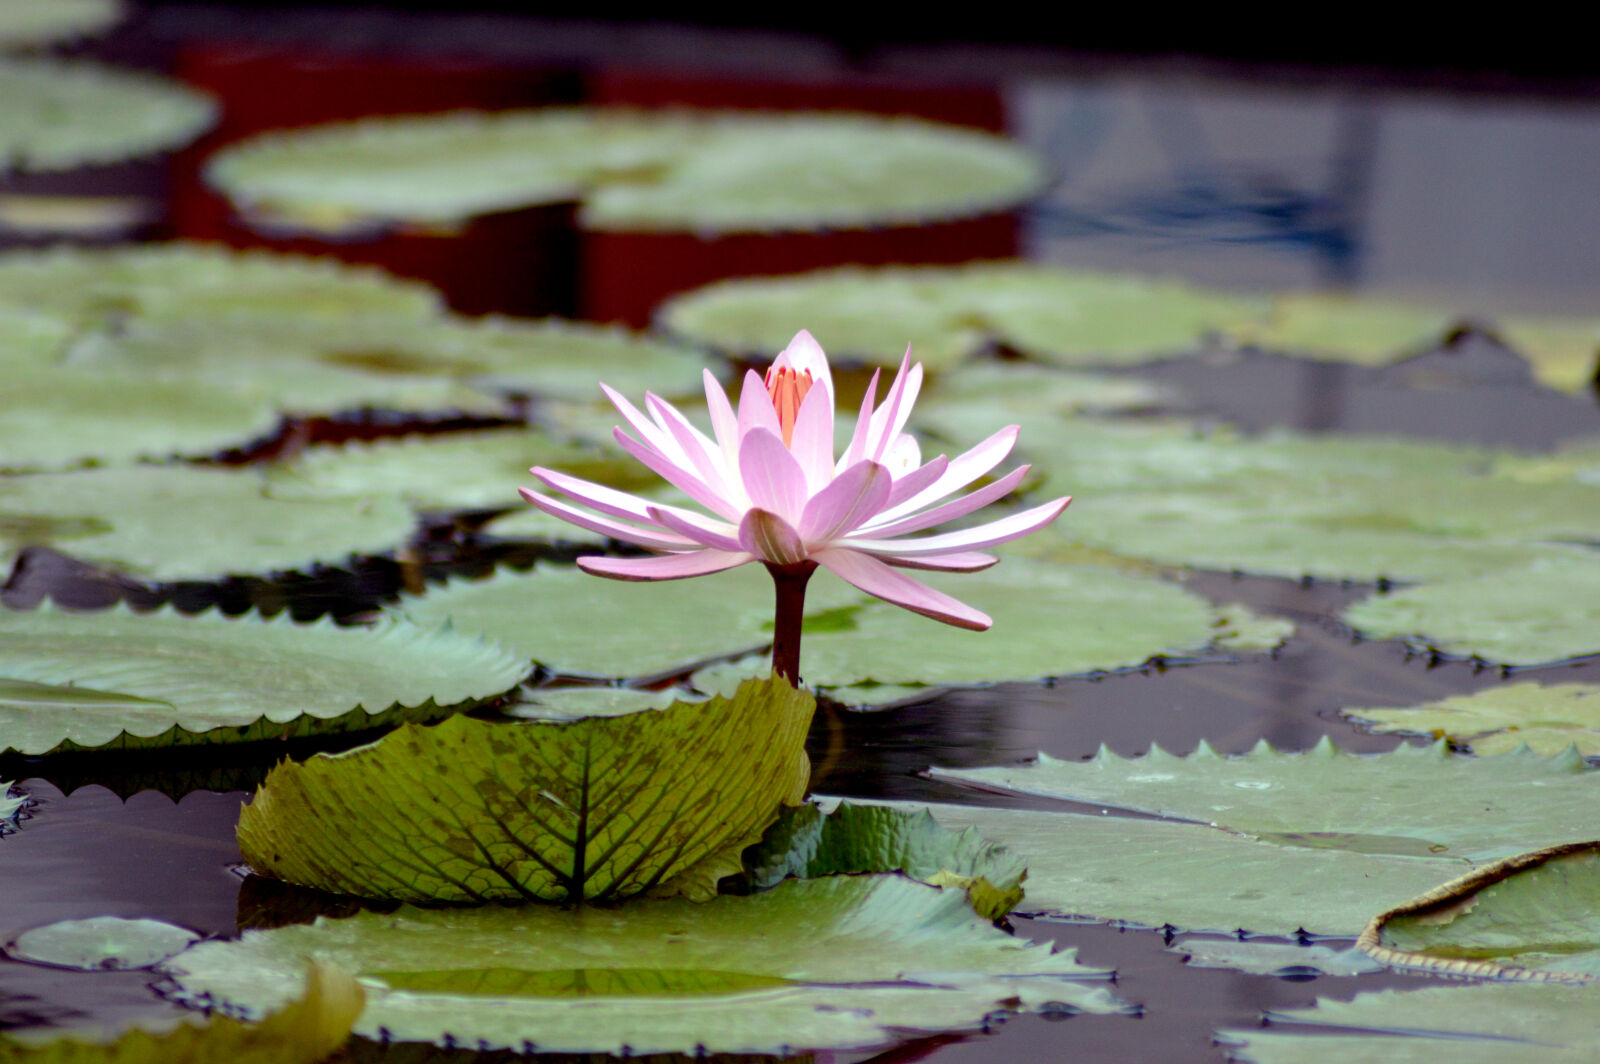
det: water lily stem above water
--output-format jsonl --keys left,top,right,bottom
{"left": 768, "top": 561, "right": 817, "bottom": 684}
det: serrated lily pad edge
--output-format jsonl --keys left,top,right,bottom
{"left": 1357, "top": 840, "right": 1600, "bottom": 984}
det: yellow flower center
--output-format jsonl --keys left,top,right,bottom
{"left": 764, "top": 366, "right": 814, "bottom": 447}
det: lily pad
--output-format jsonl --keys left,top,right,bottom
{"left": 1360, "top": 841, "right": 1600, "bottom": 982}
{"left": 0, "top": 367, "right": 281, "bottom": 472}
{"left": 392, "top": 563, "right": 865, "bottom": 679}
{"left": 237, "top": 675, "right": 814, "bottom": 903}
{"left": 1342, "top": 682, "right": 1600, "bottom": 757}
{"left": 1218, "top": 982, "right": 1600, "bottom": 1064}
{"left": 0, "top": 244, "right": 440, "bottom": 325}
{"left": 1210, "top": 603, "right": 1297, "bottom": 652}
{"left": 1342, "top": 554, "right": 1600, "bottom": 665}
{"left": 0, "top": 464, "right": 418, "bottom": 582}
{"left": 0, "top": 961, "right": 363, "bottom": 1064}
{"left": 0, "top": 58, "right": 214, "bottom": 172}
{"left": 161, "top": 874, "right": 1124, "bottom": 1056}
{"left": 264, "top": 428, "right": 650, "bottom": 514}
{"left": 0, "top": 0, "right": 122, "bottom": 47}
{"left": 931, "top": 739, "right": 1600, "bottom": 862}
{"left": 4, "top": 916, "right": 198, "bottom": 971}
{"left": 1497, "top": 315, "right": 1600, "bottom": 395}
{"left": 660, "top": 262, "right": 1261, "bottom": 370}
{"left": 1239, "top": 293, "right": 1463, "bottom": 364}
{"left": 0, "top": 602, "right": 529, "bottom": 755}
{"left": 509, "top": 685, "right": 708, "bottom": 720}
{"left": 207, "top": 109, "right": 1045, "bottom": 236}
{"left": 1169, "top": 937, "right": 1384, "bottom": 977}
{"left": 739, "top": 800, "right": 1029, "bottom": 920}
{"left": 843, "top": 798, "right": 1459, "bottom": 936}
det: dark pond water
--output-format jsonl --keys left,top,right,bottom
{"left": 5, "top": 8, "right": 1600, "bottom": 1063}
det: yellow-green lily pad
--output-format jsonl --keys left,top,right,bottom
{"left": 1342, "top": 682, "right": 1600, "bottom": 756}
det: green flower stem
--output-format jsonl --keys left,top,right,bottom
{"left": 767, "top": 561, "right": 817, "bottom": 685}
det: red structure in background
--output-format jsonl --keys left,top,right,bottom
{"left": 169, "top": 48, "right": 1016, "bottom": 326}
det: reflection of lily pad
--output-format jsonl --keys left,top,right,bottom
{"left": 0, "top": 244, "right": 439, "bottom": 324}
{"left": 1, "top": 779, "right": 21, "bottom": 823}
{"left": 1219, "top": 982, "right": 1600, "bottom": 1064}
{"left": 1360, "top": 841, "right": 1600, "bottom": 982}
{"left": 4, "top": 916, "right": 198, "bottom": 971}
{"left": 0, "top": 58, "right": 215, "bottom": 172}
{"left": 392, "top": 564, "right": 864, "bottom": 679}
{"left": 208, "top": 110, "right": 1044, "bottom": 236}
{"left": 932, "top": 739, "right": 1600, "bottom": 862}
{"left": 1169, "top": 937, "right": 1383, "bottom": 977}
{"left": 739, "top": 800, "right": 1029, "bottom": 920}
{"left": 162, "top": 875, "right": 1124, "bottom": 1056}
{"left": 0, "top": 367, "right": 280, "bottom": 472}
{"left": 0, "top": 961, "right": 363, "bottom": 1064}
{"left": 846, "top": 798, "right": 1457, "bottom": 936}
{"left": 0, "top": 603, "right": 528, "bottom": 755}
{"left": 661, "top": 263, "right": 1260, "bottom": 369}
{"left": 237, "top": 676, "right": 814, "bottom": 903}
{"left": 0, "top": 465, "right": 417, "bottom": 582}
{"left": 1343, "top": 555, "right": 1600, "bottom": 665}
{"left": 1342, "top": 682, "right": 1600, "bottom": 757}
{"left": 264, "top": 429, "right": 649, "bottom": 514}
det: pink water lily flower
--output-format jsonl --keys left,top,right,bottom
{"left": 521, "top": 330, "right": 1070, "bottom": 681}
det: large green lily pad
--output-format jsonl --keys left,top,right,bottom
{"left": 1361, "top": 841, "right": 1600, "bottom": 982}
{"left": 0, "top": 961, "right": 363, "bottom": 1064}
{"left": 162, "top": 875, "right": 1124, "bottom": 1056}
{"left": 660, "top": 262, "right": 1262, "bottom": 369}
{"left": 392, "top": 563, "right": 865, "bottom": 679}
{"left": 0, "top": 367, "right": 281, "bottom": 472}
{"left": 0, "top": 244, "right": 440, "bottom": 324}
{"left": 237, "top": 676, "right": 814, "bottom": 903}
{"left": 1237, "top": 293, "right": 1464, "bottom": 363}
{"left": 207, "top": 109, "right": 1045, "bottom": 236}
{"left": 1219, "top": 982, "right": 1600, "bottom": 1064}
{"left": 843, "top": 798, "right": 1459, "bottom": 936}
{"left": 932, "top": 739, "right": 1600, "bottom": 862}
{"left": 1342, "top": 554, "right": 1600, "bottom": 664}
{"left": 1342, "top": 682, "right": 1600, "bottom": 756}
{"left": 0, "top": 465, "right": 418, "bottom": 582}
{"left": 0, "top": 602, "right": 528, "bottom": 755}
{"left": 0, "top": 58, "right": 214, "bottom": 172}
{"left": 264, "top": 428, "right": 650, "bottom": 514}
{"left": 4, "top": 916, "right": 198, "bottom": 971}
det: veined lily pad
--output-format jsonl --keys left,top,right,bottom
{"left": 1169, "top": 937, "right": 1383, "bottom": 977}
{"left": 0, "top": 367, "right": 280, "bottom": 472}
{"left": 1218, "top": 982, "right": 1600, "bottom": 1064}
{"left": 1342, "top": 682, "right": 1600, "bottom": 757}
{"left": 0, "top": 961, "right": 363, "bottom": 1064}
{"left": 0, "top": 244, "right": 440, "bottom": 324}
{"left": 739, "top": 800, "right": 1029, "bottom": 920}
{"left": 207, "top": 109, "right": 1044, "bottom": 236}
{"left": 1343, "top": 554, "right": 1600, "bottom": 665}
{"left": 1359, "top": 841, "right": 1600, "bottom": 982}
{"left": 0, "top": 59, "right": 214, "bottom": 172}
{"left": 0, "top": 0, "right": 121, "bottom": 47}
{"left": 931, "top": 739, "right": 1600, "bottom": 862}
{"left": 392, "top": 563, "right": 865, "bottom": 679}
{"left": 264, "top": 428, "right": 650, "bottom": 514}
{"left": 161, "top": 875, "right": 1124, "bottom": 1056}
{"left": 237, "top": 676, "right": 814, "bottom": 903}
{"left": 4, "top": 916, "right": 198, "bottom": 971}
{"left": 0, "top": 602, "right": 528, "bottom": 755}
{"left": 0, "top": 465, "right": 417, "bottom": 582}
{"left": 660, "top": 262, "right": 1261, "bottom": 369}
{"left": 841, "top": 798, "right": 1458, "bottom": 936}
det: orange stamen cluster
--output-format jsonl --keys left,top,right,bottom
{"left": 764, "top": 365, "right": 814, "bottom": 446}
